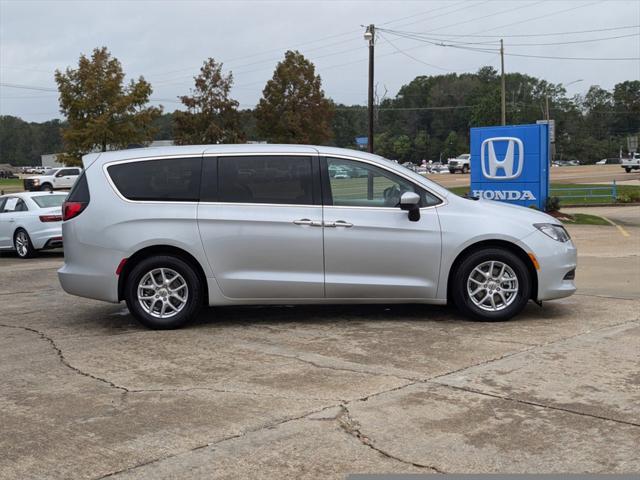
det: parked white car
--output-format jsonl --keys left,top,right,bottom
{"left": 0, "top": 192, "right": 67, "bottom": 258}
{"left": 23, "top": 167, "right": 82, "bottom": 191}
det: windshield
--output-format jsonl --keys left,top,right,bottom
{"left": 43, "top": 169, "right": 57, "bottom": 175}
{"left": 31, "top": 194, "right": 67, "bottom": 208}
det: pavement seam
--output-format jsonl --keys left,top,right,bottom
{"left": 94, "top": 403, "right": 345, "bottom": 479}
{"left": 127, "top": 386, "right": 343, "bottom": 403}
{"left": 433, "top": 382, "right": 640, "bottom": 428}
{"left": 337, "top": 404, "right": 446, "bottom": 474}
{"left": 0, "top": 323, "right": 129, "bottom": 393}
{"left": 255, "top": 348, "right": 419, "bottom": 382}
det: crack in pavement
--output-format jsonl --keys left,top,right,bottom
{"left": 337, "top": 405, "right": 446, "bottom": 473}
{"left": 0, "top": 323, "right": 347, "bottom": 403}
{"left": 128, "top": 386, "right": 344, "bottom": 403}
{"left": 6, "top": 315, "right": 640, "bottom": 478}
{"left": 0, "top": 288, "right": 59, "bottom": 296}
{"left": 0, "top": 323, "right": 129, "bottom": 393}
{"left": 433, "top": 382, "right": 640, "bottom": 428}
{"left": 94, "top": 403, "right": 345, "bottom": 479}
{"left": 259, "top": 349, "right": 419, "bottom": 382}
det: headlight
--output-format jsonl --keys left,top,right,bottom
{"left": 32, "top": 179, "right": 40, "bottom": 184}
{"left": 534, "top": 223, "right": 570, "bottom": 242}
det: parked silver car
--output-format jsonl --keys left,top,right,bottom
{"left": 58, "top": 145, "right": 577, "bottom": 329}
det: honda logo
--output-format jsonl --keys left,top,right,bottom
{"left": 481, "top": 137, "right": 524, "bottom": 180}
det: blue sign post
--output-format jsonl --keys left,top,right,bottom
{"left": 470, "top": 123, "right": 550, "bottom": 210}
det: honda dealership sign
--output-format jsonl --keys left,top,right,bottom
{"left": 470, "top": 123, "right": 550, "bottom": 210}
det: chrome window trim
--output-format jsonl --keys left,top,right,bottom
{"left": 322, "top": 153, "right": 447, "bottom": 209}
{"left": 198, "top": 202, "right": 322, "bottom": 209}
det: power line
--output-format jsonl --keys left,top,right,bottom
{"left": 148, "top": 1, "right": 474, "bottom": 81}
{"left": 0, "top": 82, "right": 57, "bottom": 92}
{"left": 378, "top": 29, "right": 639, "bottom": 47}
{"left": 376, "top": 33, "right": 455, "bottom": 72}
{"left": 385, "top": 24, "right": 640, "bottom": 39}
{"left": 502, "top": 32, "right": 640, "bottom": 47}
{"left": 378, "top": 30, "right": 640, "bottom": 61}
{"left": 378, "top": 0, "right": 468, "bottom": 26}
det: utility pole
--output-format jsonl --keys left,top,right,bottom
{"left": 500, "top": 38, "right": 506, "bottom": 126}
{"left": 545, "top": 94, "right": 550, "bottom": 120}
{"left": 365, "top": 24, "right": 375, "bottom": 153}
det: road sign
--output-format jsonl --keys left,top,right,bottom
{"left": 470, "top": 123, "right": 550, "bottom": 210}
{"left": 536, "top": 119, "right": 555, "bottom": 143}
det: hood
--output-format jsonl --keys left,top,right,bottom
{"left": 446, "top": 194, "right": 560, "bottom": 232}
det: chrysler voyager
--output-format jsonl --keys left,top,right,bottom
{"left": 58, "top": 145, "right": 576, "bottom": 328}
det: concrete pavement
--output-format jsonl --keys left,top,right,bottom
{"left": 0, "top": 224, "right": 638, "bottom": 479}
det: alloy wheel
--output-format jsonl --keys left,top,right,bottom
{"left": 467, "top": 260, "right": 519, "bottom": 312}
{"left": 137, "top": 268, "right": 189, "bottom": 319}
{"left": 15, "top": 231, "right": 30, "bottom": 257}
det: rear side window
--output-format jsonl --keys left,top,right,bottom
{"left": 58, "top": 168, "right": 80, "bottom": 176}
{"left": 107, "top": 157, "right": 202, "bottom": 202}
{"left": 67, "top": 171, "right": 90, "bottom": 202}
{"left": 32, "top": 194, "right": 67, "bottom": 208}
{"left": 218, "top": 156, "right": 313, "bottom": 205}
{"left": 2, "top": 198, "right": 27, "bottom": 212}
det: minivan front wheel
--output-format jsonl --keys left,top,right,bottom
{"left": 125, "top": 255, "right": 202, "bottom": 329}
{"left": 452, "top": 248, "right": 531, "bottom": 321}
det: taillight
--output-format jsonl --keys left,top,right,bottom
{"left": 62, "top": 201, "right": 87, "bottom": 221}
{"left": 39, "top": 214, "right": 63, "bottom": 222}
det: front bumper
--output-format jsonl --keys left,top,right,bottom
{"left": 23, "top": 179, "right": 41, "bottom": 191}
{"left": 520, "top": 230, "right": 577, "bottom": 301}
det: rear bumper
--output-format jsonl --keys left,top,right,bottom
{"left": 30, "top": 225, "right": 63, "bottom": 249}
{"left": 58, "top": 263, "right": 120, "bottom": 303}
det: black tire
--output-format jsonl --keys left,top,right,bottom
{"left": 124, "top": 255, "right": 203, "bottom": 329}
{"left": 625, "top": 167, "right": 631, "bottom": 173}
{"left": 40, "top": 183, "right": 53, "bottom": 191}
{"left": 14, "top": 229, "right": 37, "bottom": 259}
{"left": 451, "top": 248, "right": 531, "bottom": 322}
{"left": 462, "top": 165, "right": 469, "bottom": 174}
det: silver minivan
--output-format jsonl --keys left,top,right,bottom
{"left": 58, "top": 145, "right": 577, "bottom": 329}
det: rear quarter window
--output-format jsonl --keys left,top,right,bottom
{"left": 107, "top": 157, "right": 202, "bottom": 202}
{"left": 32, "top": 194, "right": 68, "bottom": 208}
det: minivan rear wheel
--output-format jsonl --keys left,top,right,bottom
{"left": 125, "top": 255, "right": 202, "bottom": 329}
{"left": 452, "top": 248, "right": 531, "bottom": 321}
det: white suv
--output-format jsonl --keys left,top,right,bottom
{"left": 23, "top": 167, "right": 82, "bottom": 191}
{"left": 58, "top": 144, "right": 577, "bottom": 329}
{"left": 448, "top": 154, "right": 471, "bottom": 174}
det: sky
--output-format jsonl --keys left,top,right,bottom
{"left": 1, "top": 0, "right": 639, "bottom": 122}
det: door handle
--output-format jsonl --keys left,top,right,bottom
{"left": 293, "top": 218, "right": 322, "bottom": 227}
{"left": 326, "top": 220, "right": 354, "bottom": 228}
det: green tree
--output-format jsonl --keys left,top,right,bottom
{"left": 612, "top": 80, "right": 640, "bottom": 136}
{"left": 256, "top": 50, "right": 334, "bottom": 144}
{"left": 393, "top": 135, "right": 412, "bottom": 161}
{"left": 54, "top": 47, "right": 161, "bottom": 165}
{"left": 173, "top": 58, "right": 244, "bottom": 145}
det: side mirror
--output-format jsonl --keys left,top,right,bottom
{"left": 399, "top": 191, "right": 421, "bottom": 222}
{"left": 55, "top": 172, "right": 64, "bottom": 178}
